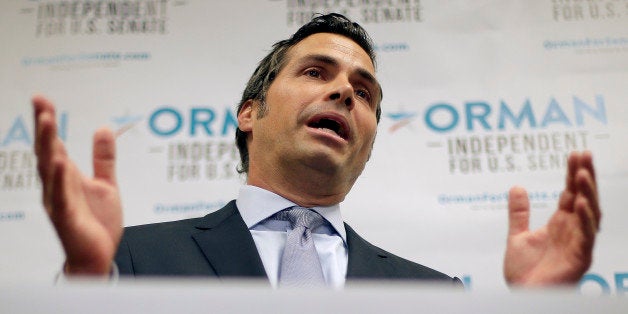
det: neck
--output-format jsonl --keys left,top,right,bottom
{"left": 246, "top": 163, "right": 352, "bottom": 207}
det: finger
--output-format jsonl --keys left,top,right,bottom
{"left": 573, "top": 193, "right": 596, "bottom": 254}
{"left": 581, "top": 151, "right": 596, "bottom": 183}
{"left": 576, "top": 167, "right": 601, "bottom": 231}
{"left": 565, "top": 151, "right": 580, "bottom": 193}
{"left": 92, "top": 128, "right": 117, "bottom": 184}
{"left": 37, "top": 112, "right": 59, "bottom": 211}
{"left": 44, "top": 139, "right": 69, "bottom": 212}
{"left": 32, "top": 95, "right": 56, "bottom": 157}
{"left": 50, "top": 157, "right": 77, "bottom": 241}
{"left": 557, "top": 188, "right": 576, "bottom": 214}
{"left": 50, "top": 157, "right": 68, "bottom": 220}
{"left": 508, "top": 186, "right": 530, "bottom": 236}
{"left": 50, "top": 154, "right": 87, "bottom": 230}
{"left": 559, "top": 151, "right": 587, "bottom": 214}
{"left": 580, "top": 152, "right": 601, "bottom": 230}
{"left": 36, "top": 110, "right": 56, "bottom": 176}
{"left": 33, "top": 96, "right": 59, "bottom": 210}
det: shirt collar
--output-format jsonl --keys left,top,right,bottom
{"left": 236, "top": 185, "right": 347, "bottom": 242}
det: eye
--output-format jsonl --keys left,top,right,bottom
{"left": 305, "top": 68, "right": 321, "bottom": 78}
{"left": 355, "top": 88, "right": 371, "bottom": 102}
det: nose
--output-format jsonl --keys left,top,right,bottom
{"left": 328, "top": 77, "right": 354, "bottom": 110}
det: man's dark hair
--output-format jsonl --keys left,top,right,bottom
{"left": 235, "top": 13, "right": 381, "bottom": 174}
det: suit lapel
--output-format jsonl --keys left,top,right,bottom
{"left": 191, "top": 201, "right": 268, "bottom": 279}
{"left": 345, "top": 223, "right": 390, "bottom": 279}
{"left": 189, "top": 204, "right": 407, "bottom": 280}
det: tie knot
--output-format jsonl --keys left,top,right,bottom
{"left": 274, "top": 207, "right": 326, "bottom": 230}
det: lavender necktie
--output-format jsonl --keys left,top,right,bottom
{"left": 273, "top": 207, "right": 326, "bottom": 287}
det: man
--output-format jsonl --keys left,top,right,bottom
{"left": 33, "top": 14, "right": 600, "bottom": 288}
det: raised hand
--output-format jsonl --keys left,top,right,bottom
{"left": 504, "top": 151, "right": 600, "bottom": 286}
{"left": 33, "top": 96, "right": 123, "bottom": 275}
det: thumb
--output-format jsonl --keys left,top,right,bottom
{"left": 92, "top": 127, "right": 116, "bottom": 184}
{"left": 508, "top": 186, "right": 530, "bottom": 236}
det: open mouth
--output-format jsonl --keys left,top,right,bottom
{"left": 307, "top": 115, "right": 349, "bottom": 140}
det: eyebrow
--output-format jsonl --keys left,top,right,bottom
{"left": 301, "top": 54, "right": 382, "bottom": 100}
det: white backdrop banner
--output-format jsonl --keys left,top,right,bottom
{"left": 1, "top": 0, "right": 626, "bottom": 293}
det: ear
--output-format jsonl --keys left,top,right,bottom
{"left": 237, "top": 99, "right": 256, "bottom": 132}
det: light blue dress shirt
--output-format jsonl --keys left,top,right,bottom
{"left": 236, "top": 185, "right": 348, "bottom": 288}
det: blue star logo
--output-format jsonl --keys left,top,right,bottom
{"left": 110, "top": 114, "right": 143, "bottom": 136}
{"left": 386, "top": 111, "right": 418, "bottom": 133}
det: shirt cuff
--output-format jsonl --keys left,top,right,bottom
{"left": 54, "top": 262, "right": 119, "bottom": 284}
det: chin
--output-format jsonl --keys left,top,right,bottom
{"left": 304, "top": 154, "right": 343, "bottom": 175}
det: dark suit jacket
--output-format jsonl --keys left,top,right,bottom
{"left": 115, "top": 200, "right": 461, "bottom": 285}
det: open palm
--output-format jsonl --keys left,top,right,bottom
{"left": 504, "top": 152, "right": 600, "bottom": 286}
{"left": 34, "top": 96, "right": 123, "bottom": 275}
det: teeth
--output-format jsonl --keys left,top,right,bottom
{"left": 309, "top": 118, "right": 345, "bottom": 139}
{"left": 318, "top": 127, "right": 339, "bottom": 136}
{"left": 319, "top": 120, "right": 339, "bottom": 133}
